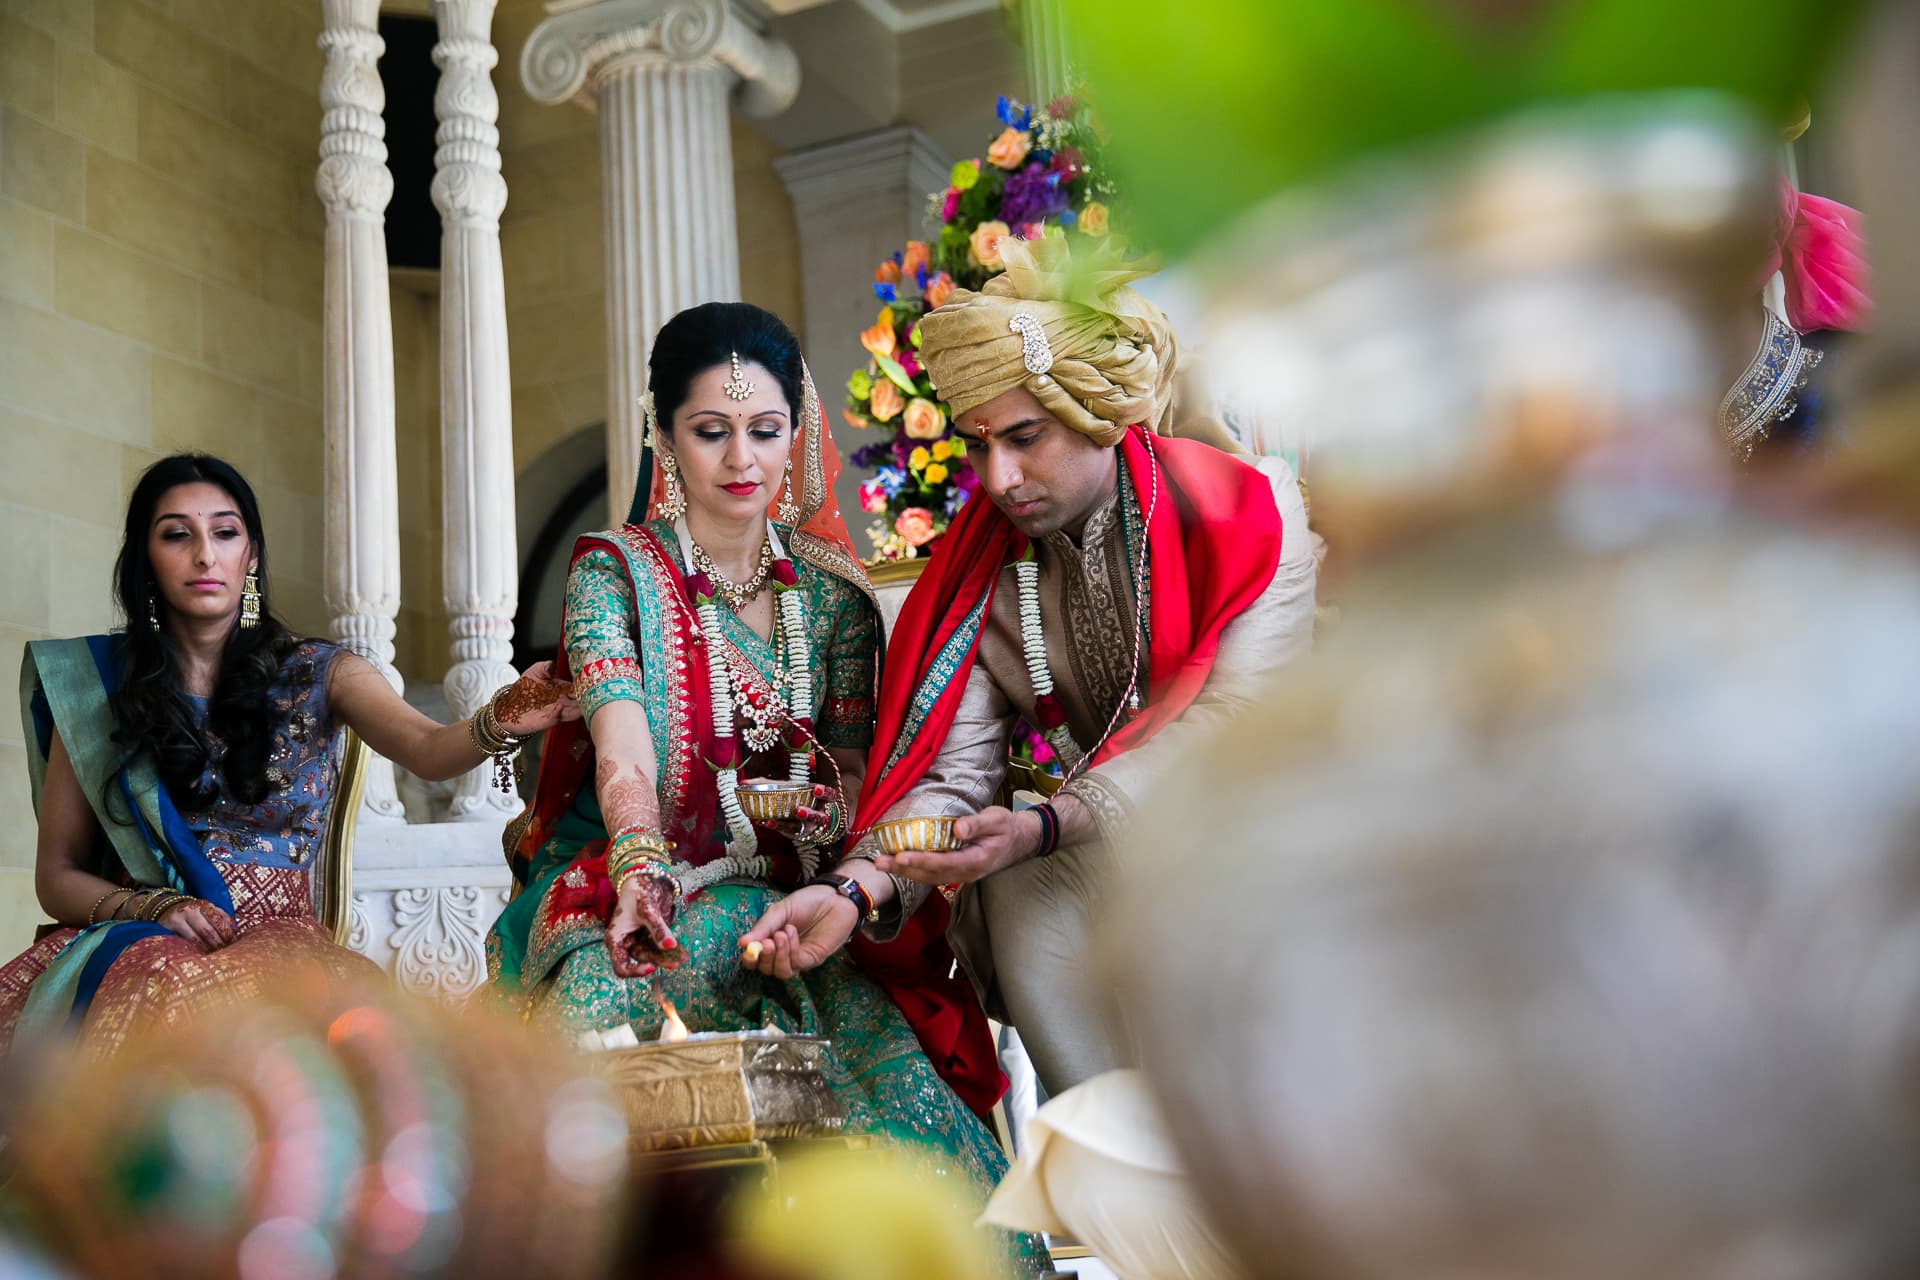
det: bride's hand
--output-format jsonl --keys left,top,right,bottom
{"left": 738, "top": 886, "right": 858, "bottom": 980}
{"left": 754, "top": 784, "right": 845, "bottom": 844}
{"left": 494, "top": 661, "right": 580, "bottom": 736}
{"left": 606, "top": 873, "right": 685, "bottom": 979}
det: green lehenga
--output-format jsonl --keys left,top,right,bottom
{"left": 488, "top": 518, "right": 1033, "bottom": 1269}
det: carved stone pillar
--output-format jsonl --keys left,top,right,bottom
{"left": 521, "top": 0, "right": 801, "bottom": 515}
{"left": 317, "top": 0, "right": 406, "bottom": 823}
{"left": 1019, "top": 0, "right": 1072, "bottom": 104}
{"left": 431, "top": 0, "right": 520, "bottom": 820}
{"left": 774, "top": 127, "right": 948, "bottom": 523}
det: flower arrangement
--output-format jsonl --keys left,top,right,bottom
{"left": 844, "top": 94, "right": 1119, "bottom": 561}
{"left": 1010, "top": 718, "right": 1064, "bottom": 779}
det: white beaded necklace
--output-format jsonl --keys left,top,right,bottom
{"left": 1015, "top": 433, "right": 1161, "bottom": 781}
{"left": 675, "top": 517, "right": 814, "bottom": 856}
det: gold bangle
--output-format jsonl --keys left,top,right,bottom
{"left": 607, "top": 830, "right": 675, "bottom": 894}
{"left": 86, "top": 889, "right": 131, "bottom": 927}
{"left": 140, "top": 891, "right": 185, "bottom": 923}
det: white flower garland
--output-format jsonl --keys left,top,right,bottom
{"left": 1014, "top": 434, "right": 1162, "bottom": 782}
{"left": 675, "top": 516, "right": 814, "bottom": 858}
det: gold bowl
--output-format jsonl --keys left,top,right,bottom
{"left": 871, "top": 815, "right": 960, "bottom": 854}
{"left": 736, "top": 780, "right": 810, "bottom": 823}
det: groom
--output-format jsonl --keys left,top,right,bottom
{"left": 744, "top": 236, "right": 1316, "bottom": 1102}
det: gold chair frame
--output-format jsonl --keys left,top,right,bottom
{"left": 316, "top": 727, "right": 370, "bottom": 945}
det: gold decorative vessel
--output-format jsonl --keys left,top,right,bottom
{"left": 595, "top": 1031, "right": 848, "bottom": 1153}
{"left": 871, "top": 815, "right": 960, "bottom": 854}
{"left": 735, "top": 779, "right": 810, "bottom": 823}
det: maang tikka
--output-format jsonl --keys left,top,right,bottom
{"left": 723, "top": 352, "right": 756, "bottom": 402}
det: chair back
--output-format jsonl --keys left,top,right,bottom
{"left": 316, "top": 727, "right": 370, "bottom": 944}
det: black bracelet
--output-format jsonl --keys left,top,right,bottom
{"left": 807, "top": 874, "right": 876, "bottom": 932}
{"left": 1031, "top": 802, "right": 1061, "bottom": 858}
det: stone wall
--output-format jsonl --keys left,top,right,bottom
{"left": 1, "top": 0, "right": 331, "bottom": 951}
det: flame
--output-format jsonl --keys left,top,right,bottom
{"left": 657, "top": 996, "right": 689, "bottom": 1043}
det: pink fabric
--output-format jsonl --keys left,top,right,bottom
{"left": 1768, "top": 178, "right": 1870, "bottom": 333}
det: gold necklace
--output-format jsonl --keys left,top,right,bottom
{"left": 690, "top": 536, "right": 774, "bottom": 612}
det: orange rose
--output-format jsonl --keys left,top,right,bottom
{"left": 969, "top": 221, "right": 1011, "bottom": 270}
{"left": 901, "top": 397, "right": 947, "bottom": 441}
{"left": 901, "top": 240, "right": 931, "bottom": 280}
{"left": 869, "top": 378, "right": 905, "bottom": 422}
{"left": 895, "top": 507, "right": 937, "bottom": 548}
{"left": 924, "top": 272, "right": 956, "bottom": 309}
{"left": 986, "top": 126, "right": 1031, "bottom": 171}
{"left": 875, "top": 259, "right": 901, "bottom": 285}
{"left": 859, "top": 307, "right": 896, "bottom": 359}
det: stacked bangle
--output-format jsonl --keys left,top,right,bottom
{"left": 469, "top": 687, "right": 528, "bottom": 794}
{"left": 136, "top": 890, "right": 191, "bottom": 923}
{"left": 1030, "top": 802, "right": 1061, "bottom": 859}
{"left": 86, "top": 888, "right": 134, "bottom": 926}
{"left": 607, "top": 828, "right": 677, "bottom": 895}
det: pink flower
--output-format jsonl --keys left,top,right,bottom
{"left": 859, "top": 478, "right": 889, "bottom": 514}
{"left": 770, "top": 558, "right": 799, "bottom": 588}
{"left": 895, "top": 507, "right": 937, "bottom": 548}
{"left": 897, "top": 347, "right": 922, "bottom": 378}
{"left": 1032, "top": 737, "right": 1056, "bottom": 765}
{"left": 941, "top": 187, "right": 961, "bottom": 222}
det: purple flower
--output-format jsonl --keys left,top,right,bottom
{"left": 850, "top": 440, "right": 894, "bottom": 469}
{"left": 998, "top": 162, "right": 1070, "bottom": 228}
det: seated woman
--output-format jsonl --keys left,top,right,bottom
{"left": 5, "top": 453, "right": 575, "bottom": 1056}
{"left": 487, "top": 304, "right": 1026, "bottom": 1245}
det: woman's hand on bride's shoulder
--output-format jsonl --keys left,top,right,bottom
{"left": 607, "top": 873, "right": 685, "bottom": 979}
{"left": 739, "top": 886, "right": 856, "bottom": 980}
{"left": 494, "top": 661, "right": 581, "bottom": 736}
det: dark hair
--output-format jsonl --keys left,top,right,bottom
{"left": 110, "top": 453, "right": 302, "bottom": 810}
{"left": 647, "top": 302, "right": 805, "bottom": 432}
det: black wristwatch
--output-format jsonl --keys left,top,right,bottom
{"left": 808, "top": 873, "right": 878, "bottom": 928}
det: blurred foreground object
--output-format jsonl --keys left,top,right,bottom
{"left": 6, "top": 977, "right": 628, "bottom": 1280}
{"left": 730, "top": 1142, "right": 1011, "bottom": 1280}
{"left": 1058, "top": 0, "right": 1865, "bottom": 257}
{"left": 983, "top": 1070, "right": 1243, "bottom": 1280}
{"left": 1097, "top": 71, "right": 1920, "bottom": 1280}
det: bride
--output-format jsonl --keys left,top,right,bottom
{"left": 488, "top": 303, "right": 1028, "bottom": 1250}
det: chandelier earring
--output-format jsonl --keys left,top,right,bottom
{"left": 643, "top": 391, "right": 687, "bottom": 520}
{"left": 239, "top": 566, "right": 261, "bottom": 630}
{"left": 147, "top": 596, "right": 161, "bottom": 633}
{"left": 777, "top": 454, "right": 798, "bottom": 524}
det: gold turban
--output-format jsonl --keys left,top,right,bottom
{"left": 917, "top": 235, "right": 1179, "bottom": 447}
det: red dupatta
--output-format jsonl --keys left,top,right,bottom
{"left": 849, "top": 426, "right": 1284, "bottom": 1115}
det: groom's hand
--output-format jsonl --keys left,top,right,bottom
{"left": 740, "top": 886, "right": 858, "bottom": 979}
{"left": 873, "top": 806, "right": 1041, "bottom": 886}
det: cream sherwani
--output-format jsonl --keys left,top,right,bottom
{"left": 852, "top": 456, "right": 1318, "bottom": 1096}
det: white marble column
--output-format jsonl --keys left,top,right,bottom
{"left": 317, "top": 0, "right": 406, "bottom": 823}
{"left": 1019, "top": 0, "right": 1072, "bottom": 105}
{"left": 521, "top": 0, "right": 800, "bottom": 515}
{"left": 431, "top": 0, "right": 520, "bottom": 820}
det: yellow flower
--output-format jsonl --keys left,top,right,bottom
{"left": 909, "top": 445, "right": 931, "bottom": 471}
{"left": 931, "top": 439, "right": 953, "bottom": 462}
{"left": 1079, "top": 201, "right": 1110, "bottom": 237}
{"left": 924, "top": 463, "right": 949, "bottom": 485}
